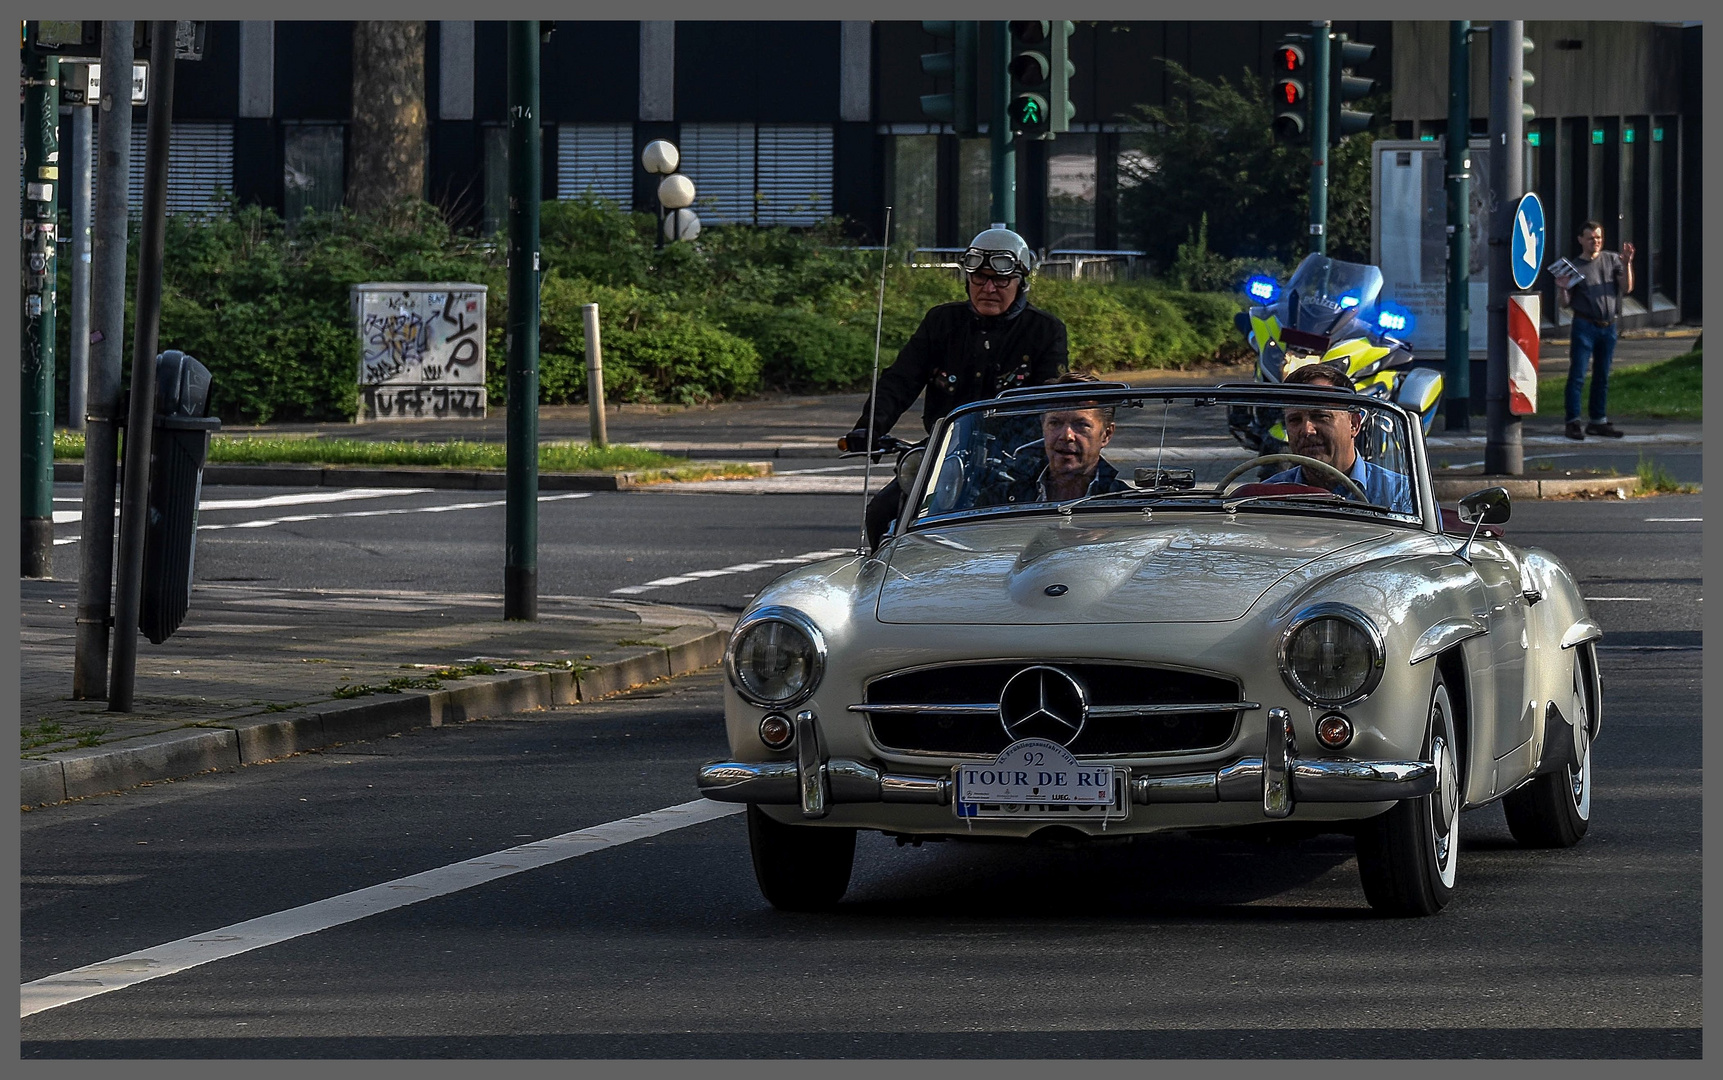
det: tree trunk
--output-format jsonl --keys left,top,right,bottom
{"left": 348, "top": 21, "right": 426, "bottom": 220}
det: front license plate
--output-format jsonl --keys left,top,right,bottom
{"left": 955, "top": 738, "right": 1125, "bottom": 820}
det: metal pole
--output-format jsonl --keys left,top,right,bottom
{"left": 990, "top": 21, "right": 1015, "bottom": 231}
{"left": 21, "top": 50, "right": 60, "bottom": 578}
{"left": 69, "top": 101, "right": 94, "bottom": 432}
{"left": 582, "top": 304, "right": 608, "bottom": 449}
{"left": 504, "top": 20, "right": 542, "bottom": 621}
{"left": 1307, "top": 21, "right": 1330, "bottom": 255}
{"left": 1444, "top": 20, "right": 1472, "bottom": 430}
{"left": 1485, "top": 20, "right": 1524, "bottom": 476}
{"left": 110, "top": 21, "right": 177, "bottom": 712}
{"left": 74, "top": 19, "right": 135, "bottom": 700}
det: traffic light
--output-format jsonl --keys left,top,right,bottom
{"left": 1007, "top": 20, "right": 1052, "bottom": 138}
{"left": 1328, "top": 32, "right": 1376, "bottom": 140}
{"left": 1048, "top": 20, "right": 1075, "bottom": 134}
{"left": 1270, "top": 34, "right": 1310, "bottom": 142}
{"left": 1520, "top": 34, "right": 1537, "bottom": 121}
{"left": 920, "top": 21, "right": 978, "bottom": 136}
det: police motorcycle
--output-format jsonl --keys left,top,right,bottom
{"left": 1227, "top": 254, "right": 1443, "bottom": 467}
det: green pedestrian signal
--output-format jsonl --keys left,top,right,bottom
{"left": 1007, "top": 20, "right": 1055, "bottom": 138}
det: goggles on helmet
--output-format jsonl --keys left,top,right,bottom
{"left": 959, "top": 248, "right": 1025, "bottom": 276}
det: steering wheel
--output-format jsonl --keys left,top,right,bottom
{"left": 1217, "top": 453, "right": 1368, "bottom": 502}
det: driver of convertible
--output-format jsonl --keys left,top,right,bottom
{"left": 987, "top": 372, "right": 1131, "bottom": 505}
{"left": 1263, "top": 362, "right": 1414, "bottom": 513}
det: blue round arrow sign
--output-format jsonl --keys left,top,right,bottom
{"left": 1511, "top": 192, "right": 1546, "bottom": 291}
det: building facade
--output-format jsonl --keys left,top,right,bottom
{"left": 99, "top": 19, "right": 1699, "bottom": 323}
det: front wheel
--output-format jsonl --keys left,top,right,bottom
{"left": 1502, "top": 648, "right": 1594, "bottom": 848}
{"left": 747, "top": 805, "right": 856, "bottom": 912}
{"left": 1355, "top": 670, "right": 1461, "bottom": 916}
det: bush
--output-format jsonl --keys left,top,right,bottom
{"left": 716, "top": 302, "right": 875, "bottom": 391}
{"left": 51, "top": 196, "right": 1248, "bottom": 422}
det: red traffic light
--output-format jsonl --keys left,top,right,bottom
{"left": 1274, "top": 78, "right": 1305, "bottom": 106}
{"left": 1276, "top": 43, "right": 1306, "bottom": 71}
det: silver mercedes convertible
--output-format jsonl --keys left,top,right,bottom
{"left": 697, "top": 383, "right": 1602, "bottom": 917}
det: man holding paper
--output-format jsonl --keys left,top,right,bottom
{"left": 1552, "top": 221, "right": 1635, "bottom": 440}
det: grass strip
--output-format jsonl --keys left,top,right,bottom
{"left": 1536, "top": 344, "right": 1702, "bottom": 420}
{"left": 54, "top": 432, "right": 684, "bottom": 472}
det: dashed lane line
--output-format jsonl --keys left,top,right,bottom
{"left": 52, "top": 492, "right": 593, "bottom": 545}
{"left": 20, "top": 799, "right": 743, "bottom": 1019}
{"left": 51, "top": 488, "right": 433, "bottom": 527}
{"left": 610, "top": 547, "right": 856, "bottom": 595}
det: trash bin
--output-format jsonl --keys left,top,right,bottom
{"left": 139, "top": 350, "right": 220, "bottom": 644}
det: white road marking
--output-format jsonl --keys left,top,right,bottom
{"left": 610, "top": 547, "right": 855, "bottom": 595}
{"left": 20, "top": 799, "right": 743, "bottom": 1019}
{"left": 53, "top": 492, "right": 594, "bottom": 545}
{"left": 48, "top": 488, "right": 432, "bottom": 528}
{"left": 1645, "top": 517, "right": 1701, "bottom": 522}
{"left": 198, "top": 488, "right": 433, "bottom": 511}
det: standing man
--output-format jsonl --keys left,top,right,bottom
{"left": 841, "top": 226, "right": 1069, "bottom": 548}
{"left": 1555, "top": 221, "right": 1634, "bottom": 440}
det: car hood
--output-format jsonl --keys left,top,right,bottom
{"left": 876, "top": 514, "right": 1395, "bottom": 625}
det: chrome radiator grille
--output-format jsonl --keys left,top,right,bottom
{"left": 855, "top": 662, "right": 1249, "bottom": 757}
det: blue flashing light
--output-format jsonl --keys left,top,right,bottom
{"left": 1376, "top": 301, "right": 1414, "bottom": 337}
{"left": 1339, "top": 295, "right": 1360, "bottom": 309}
{"left": 1244, "top": 274, "right": 1280, "bottom": 303}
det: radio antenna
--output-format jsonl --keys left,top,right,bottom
{"left": 857, "top": 205, "right": 893, "bottom": 554}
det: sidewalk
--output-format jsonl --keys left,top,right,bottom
{"left": 20, "top": 578, "right": 734, "bottom": 808}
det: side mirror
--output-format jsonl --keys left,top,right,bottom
{"left": 1233, "top": 310, "right": 1251, "bottom": 337}
{"left": 1458, "top": 486, "right": 1512, "bottom": 525}
{"left": 893, "top": 446, "right": 926, "bottom": 493}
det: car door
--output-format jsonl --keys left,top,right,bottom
{"left": 1469, "top": 537, "right": 1532, "bottom": 762}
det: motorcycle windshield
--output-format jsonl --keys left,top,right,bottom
{"left": 1277, "top": 255, "right": 1384, "bottom": 337}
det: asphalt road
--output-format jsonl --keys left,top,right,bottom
{"left": 21, "top": 491, "right": 1702, "bottom": 1057}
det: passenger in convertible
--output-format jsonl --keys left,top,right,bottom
{"left": 1263, "top": 362, "right": 1414, "bottom": 513}
{"left": 982, "top": 372, "right": 1131, "bottom": 505}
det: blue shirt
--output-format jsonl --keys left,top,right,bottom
{"left": 1263, "top": 457, "right": 1414, "bottom": 514}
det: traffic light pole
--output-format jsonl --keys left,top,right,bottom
{"left": 1485, "top": 20, "right": 1525, "bottom": 476}
{"left": 21, "top": 50, "right": 60, "bottom": 579}
{"left": 990, "top": 21, "right": 1015, "bottom": 231}
{"left": 1444, "top": 20, "right": 1472, "bottom": 430}
{"left": 504, "top": 20, "right": 542, "bottom": 621}
{"left": 110, "top": 21, "right": 178, "bottom": 712}
{"left": 74, "top": 20, "right": 135, "bottom": 700}
{"left": 1306, "top": 21, "right": 1329, "bottom": 255}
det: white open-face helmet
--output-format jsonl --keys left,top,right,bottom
{"left": 960, "top": 225, "right": 1033, "bottom": 278}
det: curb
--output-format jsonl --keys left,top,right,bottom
{"left": 52, "top": 462, "right": 773, "bottom": 490}
{"left": 1430, "top": 474, "right": 1640, "bottom": 501}
{"left": 19, "top": 626, "right": 729, "bottom": 810}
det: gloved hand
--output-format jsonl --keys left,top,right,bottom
{"left": 839, "top": 427, "right": 873, "bottom": 453}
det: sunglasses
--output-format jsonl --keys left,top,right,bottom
{"left": 959, "top": 249, "right": 1025, "bottom": 275}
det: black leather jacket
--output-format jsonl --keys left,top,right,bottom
{"left": 853, "top": 291, "right": 1069, "bottom": 435}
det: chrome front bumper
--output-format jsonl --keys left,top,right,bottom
{"left": 697, "top": 708, "right": 1436, "bottom": 821}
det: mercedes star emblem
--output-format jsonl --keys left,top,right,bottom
{"left": 998, "top": 665, "right": 1089, "bottom": 746}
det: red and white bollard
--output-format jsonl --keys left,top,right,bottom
{"left": 1507, "top": 293, "right": 1540, "bottom": 415}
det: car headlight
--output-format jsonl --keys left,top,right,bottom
{"left": 725, "top": 606, "right": 825, "bottom": 708}
{"left": 1278, "top": 603, "right": 1385, "bottom": 707}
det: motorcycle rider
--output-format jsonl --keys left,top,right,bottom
{"left": 842, "top": 226, "right": 1070, "bottom": 548}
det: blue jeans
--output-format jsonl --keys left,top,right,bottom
{"left": 1565, "top": 318, "right": 1617, "bottom": 423}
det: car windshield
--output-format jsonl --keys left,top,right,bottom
{"left": 1276, "top": 254, "right": 1384, "bottom": 337}
{"left": 909, "top": 387, "right": 1426, "bottom": 528}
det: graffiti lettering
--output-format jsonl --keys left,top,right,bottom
{"left": 354, "top": 284, "right": 487, "bottom": 388}
{"left": 360, "top": 385, "right": 487, "bottom": 422}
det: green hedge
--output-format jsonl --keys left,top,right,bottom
{"left": 55, "top": 196, "right": 1247, "bottom": 423}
